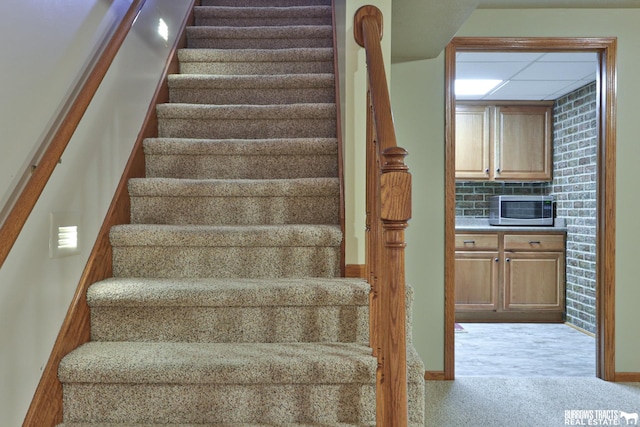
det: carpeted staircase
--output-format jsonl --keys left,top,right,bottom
{"left": 57, "top": 0, "right": 425, "bottom": 425}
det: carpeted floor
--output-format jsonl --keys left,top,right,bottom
{"left": 425, "top": 377, "right": 640, "bottom": 426}
{"left": 440, "top": 323, "right": 640, "bottom": 426}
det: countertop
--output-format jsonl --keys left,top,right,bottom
{"left": 455, "top": 217, "right": 567, "bottom": 233}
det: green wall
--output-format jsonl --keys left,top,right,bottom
{"left": 391, "top": 8, "right": 640, "bottom": 373}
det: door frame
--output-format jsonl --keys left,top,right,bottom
{"left": 444, "top": 37, "right": 617, "bottom": 380}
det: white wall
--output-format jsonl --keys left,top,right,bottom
{"left": 392, "top": 8, "right": 640, "bottom": 374}
{"left": 391, "top": 55, "right": 446, "bottom": 371}
{"left": 336, "top": 0, "right": 392, "bottom": 266}
{"left": 0, "top": 0, "right": 130, "bottom": 216}
{"left": 0, "top": 0, "right": 193, "bottom": 424}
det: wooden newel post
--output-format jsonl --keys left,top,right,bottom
{"left": 379, "top": 147, "right": 411, "bottom": 426}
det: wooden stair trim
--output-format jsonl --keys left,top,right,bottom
{"left": 355, "top": 6, "right": 411, "bottom": 426}
{"left": 329, "top": 0, "right": 347, "bottom": 277}
{"left": 21, "top": 3, "right": 198, "bottom": 425}
{"left": 345, "top": 264, "right": 366, "bottom": 279}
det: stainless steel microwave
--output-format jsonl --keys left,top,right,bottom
{"left": 489, "top": 195, "right": 554, "bottom": 226}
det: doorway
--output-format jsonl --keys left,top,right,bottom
{"left": 444, "top": 37, "right": 617, "bottom": 380}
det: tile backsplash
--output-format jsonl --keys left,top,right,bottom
{"left": 455, "top": 181, "right": 551, "bottom": 217}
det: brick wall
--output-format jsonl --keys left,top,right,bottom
{"left": 552, "top": 81, "right": 598, "bottom": 333}
{"left": 455, "top": 182, "right": 550, "bottom": 217}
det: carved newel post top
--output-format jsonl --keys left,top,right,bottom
{"left": 381, "top": 146, "right": 409, "bottom": 172}
{"left": 354, "top": 5, "right": 383, "bottom": 47}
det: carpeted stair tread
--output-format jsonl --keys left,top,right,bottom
{"left": 178, "top": 47, "right": 333, "bottom": 62}
{"left": 110, "top": 224, "right": 342, "bottom": 247}
{"left": 178, "top": 48, "right": 333, "bottom": 75}
{"left": 59, "top": 342, "right": 377, "bottom": 384}
{"left": 128, "top": 177, "right": 340, "bottom": 225}
{"left": 168, "top": 73, "right": 334, "bottom": 89}
{"left": 188, "top": 25, "right": 332, "bottom": 39}
{"left": 128, "top": 177, "right": 339, "bottom": 197}
{"left": 143, "top": 137, "right": 337, "bottom": 156}
{"left": 187, "top": 25, "right": 332, "bottom": 49}
{"left": 202, "top": 0, "right": 332, "bottom": 5}
{"left": 157, "top": 103, "right": 335, "bottom": 119}
{"left": 87, "top": 278, "right": 369, "bottom": 343}
{"left": 168, "top": 74, "right": 335, "bottom": 104}
{"left": 156, "top": 103, "right": 336, "bottom": 139}
{"left": 109, "top": 224, "right": 342, "bottom": 278}
{"left": 57, "top": 423, "right": 397, "bottom": 426}
{"left": 194, "top": 6, "right": 332, "bottom": 27}
{"left": 87, "top": 277, "right": 369, "bottom": 308}
{"left": 143, "top": 138, "right": 338, "bottom": 179}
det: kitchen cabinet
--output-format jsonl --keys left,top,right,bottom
{"left": 455, "top": 234, "right": 499, "bottom": 311}
{"left": 455, "top": 101, "right": 553, "bottom": 181}
{"left": 455, "top": 231, "right": 565, "bottom": 322}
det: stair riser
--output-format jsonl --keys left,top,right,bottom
{"left": 157, "top": 117, "right": 336, "bottom": 139}
{"left": 63, "top": 383, "right": 376, "bottom": 424}
{"left": 112, "top": 246, "right": 341, "bottom": 278}
{"left": 91, "top": 306, "right": 368, "bottom": 343}
{"left": 130, "top": 196, "right": 340, "bottom": 225}
{"left": 169, "top": 87, "right": 335, "bottom": 105}
{"left": 179, "top": 60, "right": 333, "bottom": 75}
{"left": 187, "top": 37, "right": 332, "bottom": 50}
{"left": 63, "top": 382, "right": 425, "bottom": 424}
{"left": 145, "top": 153, "right": 338, "bottom": 179}
{"left": 201, "top": 0, "right": 331, "bottom": 5}
{"left": 194, "top": 17, "right": 332, "bottom": 27}
{"left": 200, "top": 0, "right": 331, "bottom": 7}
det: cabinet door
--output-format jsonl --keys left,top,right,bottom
{"left": 494, "top": 105, "right": 552, "bottom": 181}
{"left": 455, "top": 104, "right": 491, "bottom": 180}
{"left": 455, "top": 251, "right": 499, "bottom": 311}
{"left": 503, "top": 252, "right": 565, "bottom": 311}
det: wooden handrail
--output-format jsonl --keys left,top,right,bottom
{"left": 355, "top": 6, "right": 411, "bottom": 427}
{"left": 0, "top": 0, "right": 146, "bottom": 270}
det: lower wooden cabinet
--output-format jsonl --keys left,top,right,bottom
{"left": 455, "top": 231, "right": 566, "bottom": 322}
{"left": 504, "top": 251, "right": 565, "bottom": 311}
{"left": 455, "top": 251, "right": 499, "bottom": 310}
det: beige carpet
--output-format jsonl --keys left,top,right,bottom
{"left": 425, "top": 377, "right": 640, "bottom": 426}
{"left": 57, "top": 0, "right": 425, "bottom": 425}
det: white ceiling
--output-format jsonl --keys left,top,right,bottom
{"left": 455, "top": 51, "right": 598, "bottom": 101}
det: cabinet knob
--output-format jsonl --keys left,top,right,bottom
{"left": 495, "top": 257, "right": 499, "bottom": 262}
{"left": 506, "top": 257, "right": 511, "bottom": 262}
{"left": 496, "top": 168, "right": 501, "bottom": 174}
{"left": 485, "top": 168, "right": 489, "bottom": 174}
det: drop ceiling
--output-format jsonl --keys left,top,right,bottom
{"left": 455, "top": 51, "right": 598, "bottom": 101}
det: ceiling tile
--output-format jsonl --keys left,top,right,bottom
{"left": 538, "top": 52, "right": 599, "bottom": 62}
{"left": 457, "top": 52, "right": 545, "bottom": 62}
{"left": 512, "top": 61, "right": 597, "bottom": 81}
{"left": 456, "top": 61, "right": 530, "bottom": 80}
{"left": 456, "top": 52, "right": 598, "bottom": 100}
{"left": 482, "top": 80, "right": 577, "bottom": 100}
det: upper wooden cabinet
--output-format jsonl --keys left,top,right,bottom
{"left": 455, "top": 104, "right": 491, "bottom": 180}
{"left": 455, "top": 101, "right": 554, "bottom": 181}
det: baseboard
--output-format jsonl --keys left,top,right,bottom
{"left": 615, "top": 372, "right": 640, "bottom": 382}
{"left": 565, "top": 322, "right": 596, "bottom": 338}
{"left": 424, "top": 371, "right": 446, "bottom": 381}
{"left": 345, "top": 264, "right": 366, "bottom": 279}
